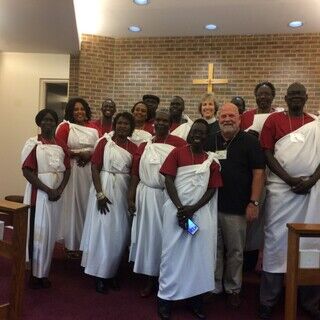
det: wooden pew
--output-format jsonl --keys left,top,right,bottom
{"left": 0, "top": 200, "right": 28, "bottom": 320}
{"left": 285, "top": 223, "right": 320, "bottom": 320}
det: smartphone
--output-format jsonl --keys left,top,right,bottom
{"left": 187, "top": 219, "right": 199, "bottom": 235}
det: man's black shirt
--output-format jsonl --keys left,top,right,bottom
{"left": 207, "top": 130, "right": 265, "bottom": 215}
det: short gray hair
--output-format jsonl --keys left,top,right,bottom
{"left": 216, "top": 103, "right": 239, "bottom": 119}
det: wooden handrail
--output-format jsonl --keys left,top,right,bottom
{"left": 0, "top": 200, "right": 27, "bottom": 214}
{"left": 287, "top": 223, "right": 320, "bottom": 236}
{"left": 285, "top": 223, "right": 320, "bottom": 320}
{"left": 0, "top": 199, "right": 28, "bottom": 320}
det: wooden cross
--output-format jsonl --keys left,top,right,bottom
{"left": 192, "top": 63, "right": 228, "bottom": 93}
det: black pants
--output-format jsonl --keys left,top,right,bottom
{"left": 243, "top": 250, "right": 259, "bottom": 272}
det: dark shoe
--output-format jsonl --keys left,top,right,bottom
{"left": 158, "top": 299, "right": 171, "bottom": 320}
{"left": 188, "top": 305, "right": 206, "bottom": 319}
{"left": 227, "top": 292, "right": 241, "bottom": 309}
{"left": 203, "top": 291, "right": 223, "bottom": 304}
{"left": 29, "top": 275, "right": 42, "bottom": 289}
{"left": 109, "top": 277, "right": 120, "bottom": 291}
{"left": 140, "top": 278, "right": 156, "bottom": 298}
{"left": 41, "top": 278, "right": 51, "bottom": 288}
{"left": 188, "top": 295, "right": 206, "bottom": 319}
{"left": 258, "top": 304, "right": 272, "bottom": 319}
{"left": 140, "top": 287, "right": 153, "bottom": 298}
{"left": 95, "top": 278, "right": 107, "bottom": 294}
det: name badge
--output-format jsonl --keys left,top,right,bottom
{"left": 215, "top": 150, "right": 227, "bottom": 160}
{"left": 290, "top": 132, "right": 305, "bottom": 143}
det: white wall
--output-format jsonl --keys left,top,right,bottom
{"left": 0, "top": 52, "right": 70, "bottom": 198}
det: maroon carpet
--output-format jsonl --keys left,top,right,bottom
{"left": 0, "top": 234, "right": 312, "bottom": 319}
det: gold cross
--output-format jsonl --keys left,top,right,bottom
{"left": 192, "top": 63, "right": 228, "bottom": 93}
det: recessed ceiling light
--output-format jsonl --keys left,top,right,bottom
{"left": 133, "top": 0, "right": 150, "bottom": 5}
{"left": 129, "top": 25, "right": 141, "bottom": 32}
{"left": 288, "top": 21, "right": 303, "bottom": 28}
{"left": 205, "top": 24, "right": 217, "bottom": 31}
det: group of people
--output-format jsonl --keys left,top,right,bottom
{"left": 21, "top": 81, "right": 320, "bottom": 320}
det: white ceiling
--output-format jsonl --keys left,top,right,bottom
{"left": 0, "top": 0, "right": 79, "bottom": 54}
{"left": 1, "top": 0, "right": 320, "bottom": 54}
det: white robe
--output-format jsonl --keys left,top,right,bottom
{"left": 263, "top": 119, "right": 320, "bottom": 273}
{"left": 171, "top": 115, "right": 193, "bottom": 141}
{"left": 57, "top": 121, "right": 99, "bottom": 250}
{"left": 245, "top": 111, "right": 317, "bottom": 251}
{"left": 22, "top": 138, "right": 66, "bottom": 278}
{"left": 81, "top": 137, "right": 132, "bottom": 278}
{"left": 158, "top": 153, "right": 219, "bottom": 300}
{"left": 129, "top": 129, "right": 152, "bottom": 146}
{"left": 129, "top": 142, "right": 175, "bottom": 276}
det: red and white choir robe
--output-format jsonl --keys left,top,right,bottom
{"left": 158, "top": 146, "right": 222, "bottom": 300}
{"left": 129, "top": 135, "right": 186, "bottom": 276}
{"left": 105, "top": 128, "right": 153, "bottom": 146}
{"left": 56, "top": 121, "right": 99, "bottom": 250}
{"left": 129, "top": 128, "right": 153, "bottom": 146}
{"left": 22, "top": 136, "right": 69, "bottom": 278}
{"left": 260, "top": 113, "right": 319, "bottom": 273}
{"left": 81, "top": 135, "right": 137, "bottom": 278}
{"left": 170, "top": 114, "right": 193, "bottom": 141}
{"left": 240, "top": 107, "right": 284, "bottom": 131}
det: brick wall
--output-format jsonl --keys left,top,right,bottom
{"left": 70, "top": 33, "right": 320, "bottom": 119}
{"left": 69, "top": 53, "right": 79, "bottom": 97}
{"left": 71, "top": 34, "right": 115, "bottom": 118}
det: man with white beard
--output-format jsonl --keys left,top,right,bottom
{"left": 208, "top": 103, "right": 265, "bottom": 309}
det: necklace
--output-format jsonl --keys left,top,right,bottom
{"left": 287, "top": 111, "right": 304, "bottom": 133}
{"left": 189, "top": 145, "right": 205, "bottom": 165}
{"left": 215, "top": 131, "right": 238, "bottom": 152}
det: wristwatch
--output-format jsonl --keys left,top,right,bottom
{"left": 249, "top": 200, "right": 259, "bottom": 207}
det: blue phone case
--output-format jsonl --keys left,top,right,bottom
{"left": 187, "top": 219, "right": 199, "bottom": 235}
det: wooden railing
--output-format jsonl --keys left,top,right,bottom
{"left": 285, "top": 223, "right": 320, "bottom": 320}
{"left": 0, "top": 199, "right": 28, "bottom": 320}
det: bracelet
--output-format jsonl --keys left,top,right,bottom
{"left": 96, "top": 192, "right": 106, "bottom": 200}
